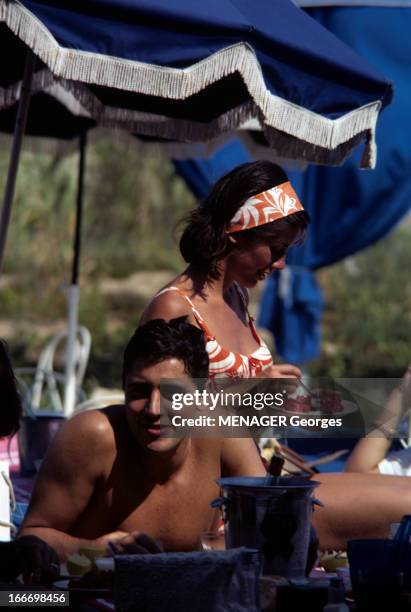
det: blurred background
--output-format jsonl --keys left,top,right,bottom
{"left": 1, "top": 131, "right": 410, "bottom": 395}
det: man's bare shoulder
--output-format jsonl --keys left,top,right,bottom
{"left": 51, "top": 406, "right": 123, "bottom": 455}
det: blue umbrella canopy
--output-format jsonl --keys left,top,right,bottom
{"left": 0, "top": 0, "right": 393, "bottom": 167}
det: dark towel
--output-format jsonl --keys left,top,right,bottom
{"left": 114, "top": 547, "right": 261, "bottom": 612}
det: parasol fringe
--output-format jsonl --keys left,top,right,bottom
{"left": 0, "top": 0, "right": 380, "bottom": 167}
{"left": 0, "top": 69, "right": 54, "bottom": 110}
{"left": 54, "top": 81, "right": 377, "bottom": 167}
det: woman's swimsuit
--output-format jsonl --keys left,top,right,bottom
{"left": 155, "top": 285, "right": 273, "bottom": 378}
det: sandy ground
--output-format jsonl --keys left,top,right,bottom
{"left": 1, "top": 270, "right": 268, "bottom": 342}
{"left": 99, "top": 270, "right": 173, "bottom": 302}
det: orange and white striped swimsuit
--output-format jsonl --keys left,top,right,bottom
{"left": 156, "top": 285, "right": 273, "bottom": 379}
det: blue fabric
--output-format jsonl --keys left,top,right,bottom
{"left": 258, "top": 6, "right": 411, "bottom": 362}
{"left": 288, "top": 6, "right": 411, "bottom": 268}
{"left": 6, "top": 0, "right": 392, "bottom": 118}
{"left": 258, "top": 268, "right": 324, "bottom": 364}
{"left": 11, "top": 502, "right": 28, "bottom": 531}
{"left": 297, "top": 1, "right": 410, "bottom": 5}
{"left": 114, "top": 548, "right": 261, "bottom": 612}
{"left": 174, "top": 139, "right": 250, "bottom": 198}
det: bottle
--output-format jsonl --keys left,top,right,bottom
{"left": 268, "top": 453, "right": 284, "bottom": 476}
{"left": 322, "top": 577, "right": 349, "bottom": 612}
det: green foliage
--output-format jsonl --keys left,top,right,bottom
{"left": 83, "top": 137, "right": 194, "bottom": 276}
{"left": 0, "top": 135, "right": 194, "bottom": 385}
{"left": 0, "top": 145, "right": 77, "bottom": 280}
{"left": 309, "top": 223, "right": 411, "bottom": 378}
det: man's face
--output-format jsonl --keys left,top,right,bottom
{"left": 124, "top": 357, "right": 194, "bottom": 453}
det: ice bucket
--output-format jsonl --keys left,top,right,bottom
{"left": 18, "top": 413, "right": 66, "bottom": 476}
{"left": 214, "top": 476, "right": 321, "bottom": 580}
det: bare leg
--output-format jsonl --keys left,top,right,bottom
{"left": 312, "top": 472, "right": 410, "bottom": 551}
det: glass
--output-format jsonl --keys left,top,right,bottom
{"left": 199, "top": 530, "right": 226, "bottom": 551}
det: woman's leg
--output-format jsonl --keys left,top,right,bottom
{"left": 312, "top": 472, "right": 410, "bottom": 550}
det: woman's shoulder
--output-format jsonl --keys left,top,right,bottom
{"left": 140, "top": 285, "right": 194, "bottom": 325}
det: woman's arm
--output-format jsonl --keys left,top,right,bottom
{"left": 346, "top": 367, "right": 411, "bottom": 473}
{"left": 345, "top": 431, "right": 393, "bottom": 473}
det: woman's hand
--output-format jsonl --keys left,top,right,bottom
{"left": 258, "top": 364, "right": 302, "bottom": 394}
{"left": 262, "top": 364, "right": 302, "bottom": 379}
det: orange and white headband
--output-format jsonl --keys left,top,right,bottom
{"left": 226, "top": 181, "right": 304, "bottom": 234}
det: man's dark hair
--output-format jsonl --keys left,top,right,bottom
{"left": 122, "top": 317, "right": 209, "bottom": 387}
{"left": 179, "top": 160, "right": 310, "bottom": 280}
{"left": 0, "top": 340, "right": 22, "bottom": 437}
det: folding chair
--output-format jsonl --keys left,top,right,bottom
{"left": 15, "top": 326, "right": 90, "bottom": 414}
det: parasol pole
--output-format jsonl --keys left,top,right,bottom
{"left": 0, "top": 49, "right": 36, "bottom": 275}
{"left": 63, "top": 132, "right": 87, "bottom": 417}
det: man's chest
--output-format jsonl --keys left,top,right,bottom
{"left": 105, "top": 457, "right": 221, "bottom": 551}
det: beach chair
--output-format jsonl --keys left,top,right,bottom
{"left": 15, "top": 326, "right": 90, "bottom": 414}
{"left": 0, "top": 462, "right": 15, "bottom": 540}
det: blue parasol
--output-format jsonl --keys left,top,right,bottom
{"left": 258, "top": 3, "right": 411, "bottom": 364}
{"left": 0, "top": 0, "right": 393, "bottom": 167}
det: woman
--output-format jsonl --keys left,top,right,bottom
{"left": 141, "top": 161, "right": 303, "bottom": 380}
{"left": 0, "top": 340, "right": 59, "bottom": 583}
{"left": 140, "top": 160, "right": 411, "bottom": 551}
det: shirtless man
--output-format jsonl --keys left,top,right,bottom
{"left": 20, "top": 317, "right": 265, "bottom": 560}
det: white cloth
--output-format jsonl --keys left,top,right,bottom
{"left": 0, "top": 461, "right": 11, "bottom": 541}
{"left": 378, "top": 448, "right": 411, "bottom": 476}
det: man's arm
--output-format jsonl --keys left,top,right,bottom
{"left": 20, "top": 410, "right": 121, "bottom": 560}
{"left": 220, "top": 438, "right": 266, "bottom": 477}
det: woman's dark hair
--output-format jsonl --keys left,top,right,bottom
{"left": 0, "top": 340, "right": 22, "bottom": 437}
{"left": 180, "top": 160, "right": 310, "bottom": 280}
{"left": 122, "top": 317, "right": 209, "bottom": 387}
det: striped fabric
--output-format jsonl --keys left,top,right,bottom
{"left": 156, "top": 286, "right": 273, "bottom": 378}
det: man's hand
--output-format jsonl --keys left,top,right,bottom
{"left": 4, "top": 536, "right": 60, "bottom": 584}
{"left": 109, "top": 531, "right": 164, "bottom": 555}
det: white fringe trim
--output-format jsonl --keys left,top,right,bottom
{"left": 45, "top": 83, "right": 92, "bottom": 119}
{"left": 0, "top": 0, "right": 385, "bottom": 167}
{"left": 61, "top": 81, "right": 377, "bottom": 166}
{"left": 0, "top": 68, "right": 54, "bottom": 110}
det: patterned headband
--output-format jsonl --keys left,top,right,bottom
{"left": 226, "top": 181, "right": 304, "bottom": 234}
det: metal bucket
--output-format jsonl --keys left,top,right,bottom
{"left": 214, "top": 476, "right": 321, "bottom": 580}
{"left": 18, "top": 414, "right": 66, "bottom": 476}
